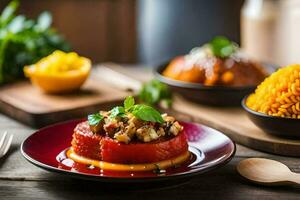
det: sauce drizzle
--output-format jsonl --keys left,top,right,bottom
{"left": 67, "top": 148, "right": 190, "bottom": 172}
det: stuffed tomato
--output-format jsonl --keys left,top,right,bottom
{"left": 70, "top": 96, "right": 189, "bottom": 169}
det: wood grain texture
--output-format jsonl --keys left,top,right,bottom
{"left": 0, "top": 68, "right": 131, "bottom": 127}
{"left": 0, "top": 64, "right": 149, "bottom": 128}
{"left": 0, "top": 138, "right": 299, "bottom": 199}
{"left": 0, "top": 0, "right": 137, "bottom": 63}
{"left": 172, "top": 96, "right": 300, "bottom": 157}
{"left": 0, "top": 156, "right": 299, "bottom": 199}
{"left": 237, "top": 158, "right": 300, "bottom": 186}
{"left": 0, "top": 65, "right": 299, "bottom": 199}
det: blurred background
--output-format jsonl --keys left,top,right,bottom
{"left": 1, "top": 0, "right": 299, "bottom": 66}
{"left": 0, "top": 0, "right": 244, "bottom": 65}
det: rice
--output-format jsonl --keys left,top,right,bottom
{"left": 246, "top": 64, "right": 300, "bottom": 118}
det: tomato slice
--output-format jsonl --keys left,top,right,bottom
{"left": 100, "top": 132, "right": 188, "bottom": 164}
{"left": 72, "top": 122, "right": 102, "bottom": 160}
{"left": 72, "top": 121, "right": 189, "bottom": 164}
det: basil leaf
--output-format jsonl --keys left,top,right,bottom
{"left": 131, "top": 104, "right": 164, "bottom": 123}
{"left": 110, "top": 106, "right": 126, "bottom": 118}
{"left": 88, "top": 113, "right": 104, "bottom": 126}
{"left": 209, "top": 36, "right": 237, "bottom": 58}
{"left": 124, "top": 96, "right": 135, "bottom": 110}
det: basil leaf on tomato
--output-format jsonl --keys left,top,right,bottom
{"left": 131, "top": 104, "right": 164, "bottom": 123}
{"left": 110, "top": 106, "right": 126, "bottom": 118}
{"left": 124, "top": 96, "right": 135, "bottom": 111}
{"left": 88, "top": 113, "right": 104, "bottom": 126}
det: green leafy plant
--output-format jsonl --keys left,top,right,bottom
{"left": 139, "top": 79, "right": 172, "bottom": 108}
{"left": 87, "top": 96, "right": 164, "bottom": 125}
{"left": 0, "top": 0, "right": 70, "bottom": 84}
{"left": 208, "top": 36, "right": 238, "bottom": 58}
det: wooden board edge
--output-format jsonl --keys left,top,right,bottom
{"left": 0, "top": 98, "right": 124, "bottom": 128}
{"left": 167, "top": 109, "right": 300, "bottom": 157}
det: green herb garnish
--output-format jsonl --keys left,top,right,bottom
{"left": 130, "top": 104, "right": 164, "bottom": 124}
{"left": 0, "top": 0, "right": 70, "bottom": 84}
{"left": 110, "top": 106, "right": 126, "bottom": 118}
{"left": 208, "top": 36, "right": 237, "bottom": 58}
{"left": 124, "top": 95, "right": 135, "bottom": 110}
{"left": 88, "top": 113, "right": 104, "bottom": 126}
{"left": 139, "top": 79, "right": 172, "bottom": 108}
{"left": 105, "top": 96, "right": 164, "bottom": 124}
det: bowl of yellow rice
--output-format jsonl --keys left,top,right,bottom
{"left": 242, "top": 64, "right": 300, "bottom": 138}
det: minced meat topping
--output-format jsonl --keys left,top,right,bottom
{"left": 89, "top": 111, "right": 183, "bottom": 144}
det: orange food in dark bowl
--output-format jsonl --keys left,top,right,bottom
{"left": 162, "top": 36, "right": 268, "bottom": 87}
{"left": 155, "top": 37, "right": 278, "bottom": 106}
{"left": 162, "top": 54, "right": 267, "bottom": 87}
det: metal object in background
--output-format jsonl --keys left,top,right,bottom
{"left": 137, "top": 0, "right": 244, "bottom": 65}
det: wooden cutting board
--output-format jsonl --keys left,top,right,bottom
{"left": 0, "top": 75, "right": 130, "bottom": 128}
{"left": 171, "top": 96, "right": 300, "bottom": 157}
{"left": 0, "top": 64, "right": 150, "bottom": 128}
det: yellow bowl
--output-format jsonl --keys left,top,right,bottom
{"left": 24, "top": 58, "right": 91, "bottom": 94}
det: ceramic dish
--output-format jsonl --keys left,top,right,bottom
{"left": 21, "top": 119, "right": 235, "bottom": 186}
{"left": 155, "top": 62, "right": 277, "bottom": 106}
{"left": 242, "top": 96, "right": 300, "bottom": 139}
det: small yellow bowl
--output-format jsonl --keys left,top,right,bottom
{"left": 24, "top": 53, "right": 91, "bottom": 94}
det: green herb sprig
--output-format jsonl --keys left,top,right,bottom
{"left": 208, "top": 36, "right": 238, "bottom": 58}
{"left": 124, "top": 95, "right": 135, "bottom": 110}
{"left": 87, "top": 96, "right": 164, "bottom": 125}
{"left": 0, "top": 0, "right": 70, "bottom": 84}
{"left": 88, "top": 113, "right": 104, "bottom": 126}
{"left": 109, "top": 106, "right": 126, "bottom": 119}
{"left": 129, "top": 104, "right": 164, "bottom": 123}
{"left": 139, "top": 79, "right": 172, "bottom": 108}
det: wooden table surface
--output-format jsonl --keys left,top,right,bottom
{"left": 0, "top": 66, "right": 299, "bottom": 199}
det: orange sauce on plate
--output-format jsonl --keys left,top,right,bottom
{"left": 67, "top": 148, "right": 191, "bottom": 172}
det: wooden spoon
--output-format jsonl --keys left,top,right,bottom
{"left": 237, "top": 158, "right": 300, "bottom": 186}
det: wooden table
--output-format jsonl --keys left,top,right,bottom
{"left": 1, "top": 109, "right": 300, "bottom": 199}
{"left": 0, "top": 66, "right": 299, "bottom": 199}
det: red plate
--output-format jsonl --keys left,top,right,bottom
{"left": 21, "top": 119, "right": 235, "bottom": 184}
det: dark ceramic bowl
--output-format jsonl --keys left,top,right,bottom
{"left": 242, "top": 96, "right": 300, "bottom": 139}
{"left": 154, "top": 62, "right": 277, "bottom": 106}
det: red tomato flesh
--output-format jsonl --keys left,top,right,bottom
{"left": 72, "top": 122, "right": 102, "bottom": 160}
{"left": 72, "top": 121, "right": 188, "bottom": 164}
{"left": 100, "top": 131, "right": 188, "bottom": 164}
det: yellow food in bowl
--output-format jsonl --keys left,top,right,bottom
{"left": 24, "top": 50, "right": 91, "bottom": 93}
{"left": 246, "top": 64, "right": 300, "bottom": 118}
